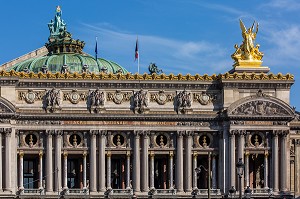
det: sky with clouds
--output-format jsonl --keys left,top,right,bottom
{"left": 0, "top": 0, "right": 300, "bottom": 108}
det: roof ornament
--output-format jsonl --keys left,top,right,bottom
{"left": 48, "top": 6, "right": 67, "bottom": 38}
{"left": 148, "top": 63, "right": 163, "bottom": 74}
{"left": 230, "top": 19, "right": 269, "bottom": 73}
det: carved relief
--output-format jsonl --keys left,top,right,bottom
{"left": 107, "top": 90, "right": 132, "bottom": 104}
{"left": 150, "top": 90, "right": 174, "bottom": 105}
{"left": 19, "top": 89, "right": 45, "bottom": 104}
{"left": 88, "top": 88, "right": 105, "bottom": 113}
{"left": 44, "top": 88, "right": 62, "bottom": 113}
{"left": 231, "top": 100, "right": 289, "bottom": 116}
{"left": 63, "top": 90, "right": 87, "bottom": 104}
{"left": 193, "top": 91, "right": 217, "bottom": 105}
{"left": 176, "top": 90, "right": 192, "bottom": 114}
{"left": 133, "top": 89, "right": 149, "bottom": 114}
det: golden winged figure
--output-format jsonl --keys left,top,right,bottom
{"left": 231, "top": 19, "right": 264, "bottom": 63}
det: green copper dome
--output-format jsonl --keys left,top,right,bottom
{"left": 8, "top": 54, "right": 128, "bottom": 74}
{"left": 8, "top": 6, "right": 129, "bottom": 75}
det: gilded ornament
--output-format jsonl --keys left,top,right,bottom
{"left": 231, "top": 19, "right": 264, "bottom": 68}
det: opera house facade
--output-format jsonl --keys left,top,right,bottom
{"left": 0, "top": 7, "right": 299, "bottom": 199}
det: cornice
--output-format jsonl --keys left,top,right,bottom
{"left": 0, "top": 70, "right": 293, "bottom": 82}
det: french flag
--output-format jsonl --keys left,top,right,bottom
{"left": 135, "top": 38, "right": 139, "bottom": 61}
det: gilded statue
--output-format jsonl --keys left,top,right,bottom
{"left": 231, "top": 19, "right": 264, "bottom": 64}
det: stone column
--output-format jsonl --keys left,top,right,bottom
{"left": 4, "top": 129, "right": 12, "bottom": 191}
{"left": 212, "top": 153, "right": 217, "bottom": 189}
{"left": 229, "top": 130, "right": 236, "bottom": 188}
{"left": 126, "top": 152, "right": 131, "bottom": 189}
{"left": 150, "top": 152, "right": 155, "bottom": 190}
{"left": 107, "top": 152, "right": 112, "bottom": 189}
{"left": 264, "top": 152, "right": 269, "bottom": 189}
{"left": 133, "top": 131, "right": 141, "bottom": 193}
{"left": 184, "top": 131, "right": 192, "bottom": 192}
{"left": 169, "top": 152, "right": 174, "bottom": 189}
{"left": 46, "top": 130, "right": 53, "bottom": 192}
{"left": 83, "top": 152, "right": 87, "bottom": 190}
{"left": 39, "top": 151, "right": 43, "bottom": 189}
{"left": 54, "top": 130, "right": 62, "bottom": 192}
{"left": 90, "top": 130, "right": 97, "bottom": 192}
{"left": 280, "top": 131, "right": 288, "bottom": 192}
{"left": 141, "top": 131, "right": 149, "bottom": 192}
{"left": 19, "top": 151, "right": 24, "bottom": 190}
{"left": 272, "top": 131, "right": 279, "bottom": 192}
{"left": 237, "top": 130, "right": 245, "bottom": 190}
{"left": 244, "top": 151, "right": 250, "bottom": 187}
{"left": 99, "top": 130, "right": 106, "bottom": 192}
{"left": 193, "top": 152, "right": 198, "bottom": 189}
{"left": 63, "top": 152, "right": 68, "bottom": 190}
{"left": 0, "top": 133, "right": 2, "bottom": 191}
{"left": 295, "top": 139, "right": 300, "bottom": 195}
{"left": 176, "top": 131, "right": 184, "bottom": 192}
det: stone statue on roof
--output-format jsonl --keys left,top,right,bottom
{"left": 48, "top": 6, "right": 67, "bottom": 37}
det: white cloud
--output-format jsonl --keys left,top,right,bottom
{"left": 261, "top": 0, "right": 300, "bottom": 11}
{"left": 78, "top": 23, "right": 232, "bottom": 75}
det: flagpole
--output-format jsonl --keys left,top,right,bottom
{"left": 137, "top": 36, "right": 140, "bottom": 74}
{"left": 95, "top": 36, "right": 98, "bottom": 60}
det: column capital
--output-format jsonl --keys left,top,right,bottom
{"left": 134, "top": 130, "right": 142, "bottom": 137}
{"left": 90, "top": 130, "right": 99, "bottom": 135}
{"left": 141, "top": 130, "right": 150, "bottom": 137}
{"left": 177, "top": 130, "right": 184, "bottom": 137}
{"left": 295, "top": 139, "right": 300, "bottom": 146}
{"left": 46, "top": 130, "right": 55, "bottom": 136}
{"left": 83, "top": 152, "right": 87, "bottom": 157}
{"left": 193, "top": 151, "right": 198, "bottom": 157}
{"left": 183, "top": 130, "right": 194, "bottom": 137}
{"left": 0, "top": 128, "right": 12, "bottom": 136}
{"left": 63, "top": 151, "right": 68, "bottom": 158}
{"left": 19, "top": 150, "right": 24, "bottom": 157}
{"left": 245, "top": 150, "right": 250, "bottom": 156}
{"left": 39, "top": 150, "right": 43, "bottom": 157}
{"left": 169, "top": 151, "right": 174, "bottom": 157}
{"left": 150, "top": 152, "right": 155, "bottom": 157}
{"left": 107, "top": 151, "right": 112, "bottom": 157}
{"left": 229, "top": 129, "right": 237, "bottom": 136}
{"left": 264, "top": 151, "right": 269, "bottom": 157}
{"left": 54, "top": 130, "right": 63, "bottom": 136}
{"left": 100, "top": 130, "right": 107, "bottom": 136}
{"left": 126, "top": 151, "right": 131, "bottom": 157}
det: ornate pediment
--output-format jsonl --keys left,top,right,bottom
{"left": 0, "top": 97, "right": 15, "bottom": 114}
{"left": 227, "top": 90, "right": 294, "bottom": 117}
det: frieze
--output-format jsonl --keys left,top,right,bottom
{"left": 18, "top": 90, "right": 45, "bottom": 104}
{"left": 0, "top": 119, "right": 10, "bottom": 124}
{"left": 107, "top": 90, "right": 132, "bottom": 104}
{"left": 176, "top": 121, "right": 210, "bottom": 126}
{"left": 150, "top": 90, "right": 174, "bottom": 105}
{"left": 63, "top": 90, "right": 87, "bottom": 104}
{"left": 17, "top": 120, "right": 62, "bottom": 125}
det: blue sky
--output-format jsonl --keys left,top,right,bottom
{"left": 1, "top": 0, "right": 300, "bottom": 109}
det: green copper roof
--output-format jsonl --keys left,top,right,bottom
{"left": 8, "top": 53, "right": 129, "bottom": 74}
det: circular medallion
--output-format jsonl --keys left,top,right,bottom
{"left": 156, "top": 92, "right": 167, "bottom": 105}
{"left": 113, "top": 92, "right": 124, "bottom": 104}
{"left": 69, "top": 92, "right": 80, "bottom": 104}
{"left": 25, "top": 91, "right": 36, "bottom": 104}
{"left": 198, "top": 93, "right": 210, "bottom": 105}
